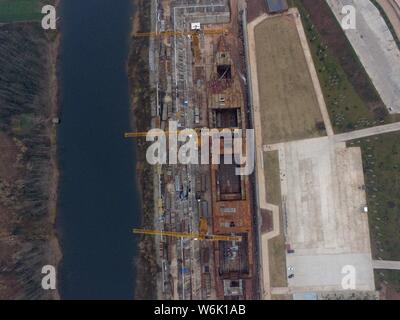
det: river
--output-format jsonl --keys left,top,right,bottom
{"left": 57, "top": 0, "right": 139, "bottom": 299}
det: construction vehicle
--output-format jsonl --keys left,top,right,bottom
{"left": 133, "top": 218, "right": 241, "bottom": 242}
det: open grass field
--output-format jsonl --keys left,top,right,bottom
{"left": 0, "top": 0, "right": 42, "bottom": 23}
{"left": 253, "top": 14, "right": 325, "bottom": 144}
{"left": 290, "top": 0, "right": 400, "bottom": 133}
{"left": 349, "top": 132, "right": 400, "bottom": 294}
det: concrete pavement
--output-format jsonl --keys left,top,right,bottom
{"left": 373, "top": 260, "right": 400, "bottom": 270}
{"left": 333, "top": 121, "right": 400, "bottom": 142}
{"left": 377, "top": 0, "right": 400, "bottom": 40}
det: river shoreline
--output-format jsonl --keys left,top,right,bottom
{"left": 48, "top": 0, "right": 61, "bottom": 300}
{"left": 49, "top": 33, "right": 61, "bottom": 301}
{"left": 128, "top": 0, "right": 159, "bottom": 299}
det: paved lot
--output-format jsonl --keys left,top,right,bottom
{"left": 327, "top": 0, "right": 400, "bottom": 113}
{"left": 377, "top": 0, "right": 400, "bottom": 40}
{"left": 277, "top": 138, "right": 375, "bottom": 292}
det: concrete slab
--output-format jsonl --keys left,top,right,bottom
{"left": 279, "top": 138, "right": 375, "bottom": 292}
{"left": 287, "top": 254, "right": 374, "bottom": 292}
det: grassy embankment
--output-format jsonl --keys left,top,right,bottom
{"left": 128, "top": 0, "right": 159, "bottom": 300}
{"left": 349, "top": 133, "right": 400, "bottom": 296}
{"left": 290, "top": 0, "right": 400, "bottom": 133}
{"left": 0, "top": 0, "right": 42, "bottom": 23}
{"left": 0, "top": 0, "right": 58, "bottom": 42}
{"left": 263, "top": 151, "right": 287, "bottom": 291}
{"left": 290, "top": 0, "right": 400, "bottom": 297}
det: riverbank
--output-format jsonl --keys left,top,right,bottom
{"left": 48, "top": 27, "right": 61, "bottom": 300}
{"left": 128, "top": 0, "right": 159, "bottom": 300}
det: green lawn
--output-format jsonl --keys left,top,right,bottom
{"left": 349, "top": 133, "right": 400, "bottom": 293}
{"left": 0, "top": 0, "right": 42, "bottom": 23}
{"left": 293, "top": 2, "right": 379, "bottom": 132}
{"left": 290, "top": 0, "right": 400, "bottom": 133}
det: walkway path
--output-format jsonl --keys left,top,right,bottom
{"left": 334, "top": 121, "right": 400, "bottom": 142}
{"left": 373, "top": 260, "right": 400, "bottom": 270}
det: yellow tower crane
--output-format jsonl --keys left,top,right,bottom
{"left": 124, "top": 127, "right": 205, "bottom": 139}
{"left": 124, "top": 128, "right": 241, "bottom": 147}
{"left": 125, "top": 129, "right": 203, "bottom": 145}
{"left": 134, "top": 28, "right": 227, "bottom": 63}
{"left": 124, "top": 127, "right": 240, "bottom": 139}
{"left": 133, "top": 218, "right": 242, "bottom": 242}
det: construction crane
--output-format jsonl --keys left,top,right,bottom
{"left": 124, "top": 127, "right": 239, "bottom": 139}
{"left": 125, "top": 127, "right": 205, "bottom": 139}
{"left": 134, "top": 28, "right": 227, "bottom": 62}
{"left": 133, "top": 218, "right": 242, "bottom": 242}
{"left": 124, "top": 128, "right": 241, "bottom": 146}
{"left": 134, "top": 28, "right": 228, "bottom": 38}
{"left": 125, "top": 128, "right": 203, "bottom": 144}
{"left": 130, "top": 27, "right": 230, "bottom": 138}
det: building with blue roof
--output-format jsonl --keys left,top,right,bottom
{"left": 265, "top": 0, "right": 289, "bottom": 14}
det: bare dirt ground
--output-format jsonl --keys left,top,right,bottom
{"left": 380, "top": 282, "right": 400, "bottom": 299}
{"left": 247, "top": 0, "right": 267, "bottom": 22}
{"left": 0, "top": 133, "right": 19, "bottom": 180}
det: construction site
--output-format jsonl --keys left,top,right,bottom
{"left": 129, "top": 0, "right": 258, "bottom": 300}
